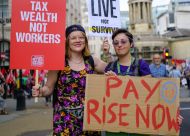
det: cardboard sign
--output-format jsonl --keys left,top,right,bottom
{"left": 11, "top": 0, "right": 66, "bottom": 70}
{"left": 86, "top": 0, "right": 121, "bottom": 37}
{"left": 84, "top": 74, "right": 180, "bottom": 136}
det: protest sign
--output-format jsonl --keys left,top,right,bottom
{"left": 86, "top": 0, "right": 121, "bottom": 37}
{"left": 11, "top": 0, "right": 66, "bottom": 70}
{"left": 84, "top": 74, "right": 180, "bottom": 136}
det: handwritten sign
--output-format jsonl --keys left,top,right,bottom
{"left": 87, "top": 0, "right": 121, "bottom": 37}
{"left": 84, "top": 75, "right": 180, "bottom": 136}
{"left": 11, "top": 0, "right": 66, "bottom": 70}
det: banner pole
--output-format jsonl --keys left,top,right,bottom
{"left": 34, "top": 70, "right": 39, "bottom": 103}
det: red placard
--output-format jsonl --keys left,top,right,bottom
{"left": 11, "top": 0, "right": 66, "bottom": 70}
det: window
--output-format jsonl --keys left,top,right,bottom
{"left": 169, "top": 12, "right": 174, "bottom": 24}
{"left": 142, "top": 47, "right": 151, "bottom": 58}
{"left": 0, "top": 40, "right": 10, "bottom": 66}
{"left": 153, "top": 46, "right": 161, "bottom": 51}
{"left": 0, "top": 0, "right": 8, "bottom": 18}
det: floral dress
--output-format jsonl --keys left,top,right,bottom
{"left": 53, "top": 56, "right": 100, "bottom": 136}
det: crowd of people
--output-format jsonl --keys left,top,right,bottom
{"left": 0, "top": 68, "right": 50, "bottom": 114}
{"left": 0, "top": 69, "right": 17, "bottom": 115}
{"left": 149, "top": 53, "right": 190, "bottom": 89}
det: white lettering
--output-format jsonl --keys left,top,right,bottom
{"left": 29, "top": 22, "right": 47, "bottom": 33}
{"left": 20, "top": 11, "right": 57, "bottom": 22}
{"left": 42, "top": 2, "right": 48, "bottom": 11}
{"left": 30, "top": 1, "right": 36, "bottom": 11}
{"left": 15, "top": 32, "right": 61, "bottom": 44}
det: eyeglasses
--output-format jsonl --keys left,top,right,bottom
{"left": 69, "top": 36, "right": 85, "bottom": 41}
{"left": 112, "top": 40, "right": 129, "bottom": 47}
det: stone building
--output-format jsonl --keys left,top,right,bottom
{"left": 66, "top": 0, "right": 82, "bottom": 25}
{"left": 156, "top": 0, "right": 190, "bottom": 62}
{"left": 128, "top": 0, "right": 168, "bottom": 63}
{"left": 0, "top": 0, "right": 11, "bottom": 67}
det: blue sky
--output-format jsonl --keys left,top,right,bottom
{"left": 120, "top": 0, "right": 171, "bottom": 11}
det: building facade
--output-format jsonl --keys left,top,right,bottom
{"left": 156, "top": 0, "right": 190, "bottom": 60}
{"left": 66, "top": 0, "right": 82, "bottom": 25}
{"left": 128, "top": 0, "right": 154, "bottom": 35}
{"left": 152, "top": 5, "right": 169, "bottom": 34}
{"left": 0, "top": 0, "right": 11, "bottom": 67}
{"left": 128, "top": 0, "right": 168, "bottom": 63}
{"left": 157, "top": 0, "right": 190, "bottom": 35}
{"left": 120, "top": 11, "right": 129, "bottom": 29}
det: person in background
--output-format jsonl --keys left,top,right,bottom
{"left": 32, "top": 24, "right": 107, "bottom": 136}
{"left": 26, "top": 73, "right": 34, "bottom": 99}
{"left": 169, "top": 65, "right": 182, "bottom": 78}
{"left": 44, "top": 72, "right": 51, "bottom": 106}
{"left": 0, "top": 71, "right": 8, "bottom": 115}
{"left": 184, "top": 64, "right": 190, "bottom": 90}
{"left": 104, "top": 28, "right": 183, "bottom": 136}
{"left": 101, "top": 37, "right": 114, "bottom": 63}
{"left": 6, "top": 70, "right": 16, "bottom": 98}
{"left": 149, "top": 54, "right": 168, "bottom": 78}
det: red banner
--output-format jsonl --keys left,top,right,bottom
{"left": 172, "top": 59, "right": 185, "bottom": 65}
{"left": 11, "top": 0, "right": 66, "bottom": 70}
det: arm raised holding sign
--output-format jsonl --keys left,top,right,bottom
{"left": 101, "top": 37, "right": 115, "bottom": 63}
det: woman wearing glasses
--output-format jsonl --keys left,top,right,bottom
{"left": 105, "top": 28, "right": 151, "bottom": 77}
{"left": 105, "top": 28, "right": 183, "bottom": 136}
{"left": 104, "top": 29, "right": 151, "bottom": 136}
{"left": 33, "top": 24, "right": 106, "bottom": 136}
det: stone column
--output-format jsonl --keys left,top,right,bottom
{"left": 143, "top": 2, "right": 147, "bottom": 23}
{"left": 129, "top": 4, "right": 133, "bottom": 24}
{"left": 131, "top": 4, "right": 134, "bottom": 24}
{"left": 149, "top": 2, "right": 152, "bottom": 22}
{"left": 133, "top": 3, "right": 137, "bottom": 24}
{"left": 147, "top": 2, "right": 150, "bottom": 23}
{"left": 138, "top": 2, "right": 141, "bottom": 23}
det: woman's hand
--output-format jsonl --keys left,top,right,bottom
{"left": 32, "top": 84, "right": 42, "bottom": 97}
{"left": 178, "top": 115, "right": 183, "bottom": 126}
{"left": 102, "top": 38, "right": 110, "bottom": 53}
{"left": 105, "top": 71, "right": 117, "bottom": 76}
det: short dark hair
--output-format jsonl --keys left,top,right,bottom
{"left": 112, "top": 29, "right": 133, "bottom": 44}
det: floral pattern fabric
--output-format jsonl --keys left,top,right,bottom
{"left": 53, "top": 57, "right": 100, "bottom": 136}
